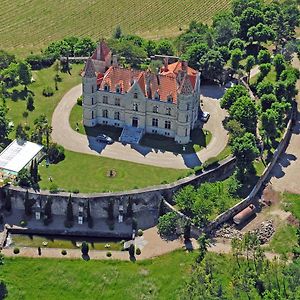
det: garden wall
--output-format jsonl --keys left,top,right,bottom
{"left": 0, "top": 156, "right": 235, "bottom": 230}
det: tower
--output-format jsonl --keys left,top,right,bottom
{"left": 82, "top": 58, "right": 97, "bottom": 127}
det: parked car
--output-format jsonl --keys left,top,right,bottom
{"left": 200, "top": 111, "right": 210, "bottom": 123}
{"left": 96, "top": 134, "right": 113, "bottom": 144}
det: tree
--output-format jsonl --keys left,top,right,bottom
{"left": 232, "top": 0, "right": 263, "bottom": 17}
{"left": 245, "top": 55, "right": 255, "bottom": 82}
{"left": 221, "top": 84, "right": 248, "bottom": 109}
{"left": 273, "top": 54, "right": 286, "bottom": 79}
{"left": 260, "top": 94, "right": 277, "bottom": 112}
{"left": 247, "top": 23, "right": 275, "bottom": 44}
{"left": 231, "top": 132, "right": 259, "bottom": 177}
{"left": 87, "top": 200, "right": 93, "bottom": 228}
{"left": 155, "top": 40, "right": 174, "bottom": 56}
{"left": 24, "top": 190, "right": 32, "bottom": 216}
{"left": 231, "top": 48, "right": 243, "bottom": 72}
{"left": 47, "top": 143, "right": 65, "bottom": 163}
{"left": 258, "top": 63, "right": 271, "bottom": 82}
{"left": 184, "top": 43, "right": 208, "bottom": 69}
{"left": 32, "top": 159, "right": 38, "bottom": 183}
{"left": 229, "top": 96, "right": 258, "bottom": 134}
{"left": 239, "top": 8, "right": 265, "bottom": 39}
{"left": 199, "top": 49, "right": 225, "bottom": 81}
{"left": 197, "top": 233, "right": 209, "bottom": 263}
{"left": 18, "top": 61, "right": 32, "bottom": 89}
{"left": 17, "top": 168, "right": 32, "bottom": 187}
{"left": 113, "top": 25, "right": 122, "bottom": 39}
{"left": 258, "top": 50, "right": 271, "bottom": 64}
{"left": 74, "top": 37, "right": 96, "bottom": 56}
{"left": 0, "top": 105, "right": 10, "bottom": 142}
{"left": 228, "top": 38, "right": 245, "bottom": 51}
{"left": 261, "top": 109, "right": 279, "bottom": 146}
{"left": 0, "top": 49, "right": 15, "bottom": 69}
{"left": 128, "top": 243, "right": 135, "bottom": 258}
{"left": 183, "top": 219, "right": 191, "bottom": 240}
{"left": 174, "top": 185, "right": 197, "bottom": 216}
{"left": 157, "top": 212, "right": 178, "bottom": 237}
{"left": 15, "top": 124, "right": 28, "bottom": 141}
{"left": 81, "top": 241, "right": 89, "bottom": 256}
{"left": 26, "top": 94, "right": 34, "bottom": 111}
{"left": 257, "top": 81, "right": 274, "bottom": 98}
{"left": 1, "top": 62, "right": 19, "bottom": 87}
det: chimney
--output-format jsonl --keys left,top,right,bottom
{"left": 112, "top": 55, "right": 118, "bottom": 67}
{"left": 163, "top": 57, "right": 169, "bottom": 71}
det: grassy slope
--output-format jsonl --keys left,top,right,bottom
{"left": 0, "top": 0, "right": 231, "bottom": 57}
{"left": 6, "top": 63, "right": 83, "bottom": 138}
{"left": 38, "top": 150, "right": 189, "bottom": 193}
{"left": 0, "top": 250, "right": 196, "bottom": 300}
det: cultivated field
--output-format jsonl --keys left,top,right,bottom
{"left": 0, "top": 0, "right": 230, "bottom": 57}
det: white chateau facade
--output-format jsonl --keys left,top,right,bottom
{"left": 82, "top": 41, "right": 201, "bottom": 144}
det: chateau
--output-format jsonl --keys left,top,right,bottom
{"left": 82, "top": 41, "right": 201, "bottom": 144}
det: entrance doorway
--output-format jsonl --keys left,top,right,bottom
{"left": 132, "top": 117, "right": 138, "bottom": 127}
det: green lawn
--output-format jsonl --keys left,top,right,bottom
{"left": 0, "top": 0, "right": 231, "bottom": 57}
{"left": 250, "top": 65, "right": 277, "bottom": 85}
{"left": 38, "top": 150, "right": 189, "bottom": 193}
{"left": 282, "top": 193, "right": 300, "bottom": 219}
{"left": 0, "top": 250, "right": 197, "bottom": 300}
{"left": 6, "top": 63, "right": 83, "bottom": 138}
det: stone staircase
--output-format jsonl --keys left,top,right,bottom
{"left": 119, "top": 126, "right": 144, "bottom": 144}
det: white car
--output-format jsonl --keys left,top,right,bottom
{"left": 200, "top": 111, "right": 210, "bottom": 123}
{"left": 96, "top": 134, "right": 113, "bottom": 144}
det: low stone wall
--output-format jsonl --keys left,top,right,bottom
{"left": 205, "top": 104, "right": 297, "bottom": 233}
{"left": 0, "top": 156, "right": 235, "bottom": 231}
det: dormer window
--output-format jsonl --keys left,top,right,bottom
{"left": 104, "top": 84, "right": 110, "bottom": 92}
{"left": 154, "top": 91, "right": 160, "bottom": 100}
{"left": 166, "top": 107, "right": 171, "bottom": 115}
{"left": 134, "top": 92, "right": 138, "bottom": 99}
{"left": 167, "top": 95, "right": 173, "bottom": 103}
{"left": 116, "top": 85, "right": 121, "bottom": 94}
{"left": 153, "top": 106, "right": 158, "bottom": 113}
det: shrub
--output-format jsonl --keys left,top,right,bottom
{"left": 13, "top": 248, "right": 20, "bottom": 254}
{"left": 137, "top": 229, "right": 143, "bottom": 237}
{"left": 106, "top": 251, "right": 112, "bottom": 257}
{"left": 42, "top": 86, "right": 54, "bottom": 97}
{"left": 193, "top": 165, "right": 203, "bottom": 174}
{"left": 26, "top": 54, "right": 55, "bottom": 70}
{"left": 77, "top": 96, "right": 83, "bottom": 106}
{"left": 136, "top": 248, "right": 141, "bottom": 255}
{"left": 49, "top": 183, "right": 59, "bottom": 194}
{"left": 105, "top": 244, "right": 111, "bottom": 249}
{"left": 48, "top": 143, "right": 65, "bottom": 163}
{"left": 81, "top": 241, "right": 89, "bottom": 256}
{"left": 202, "top": 157, "right": 220, "bottom": 170}
{"left": 157, "top": 212, "right": 178, "bottom": 237}
{"left": 61, "top": 249, "right": 67, "bottom": 256}
{"left": 128, "top": 244, "right": 135, "bottom": 257}
{"left": 72, "top": 189, "right": 80, "bottom": 194}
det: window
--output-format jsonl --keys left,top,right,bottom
{"left": 116, "top": 85, "right": 121, "bottom": 93}
{"left": 186, "top": 115, "right": 189, "bottom": 122}
{"left": 92, "top": 111, "right": 94, "bottom": 119}
{"left": 166, "top": 107, "right": 171, "bottom": 115}
{"left": 91, "top": 97, "right": 94, "bottom": 105}
{"left": 152, "top": 118, "right": 158, "bottom": 127}
{"left": 115, "top": 98, "right": 120, "bottom": 106}
{"left": 187, "top": 103, "right": 190, "bottom": 110}
{"left": 114, "top": 111, "right": 120, "bottom": 120}
{"left": 153, "top": 105, "right": 158, "bottom": 113}
{"left": 133, "top": 103, "right": 138, "bottom": 111}
{"left": 134, "top": 92, "right": 138, "bottom": 99}
{"left": 165, "top": 120, "right": 171, "bottom": 130}
{"left": 103, "top": 109, "right": 108, "bottom": 118}
{"left": 167, "top": 95, "right": 173, "bottom": 103}
{"left": 154, "top": 92, "right": 160, "bottom": 100}
{"left": 92, "top": 86, "right": 94, "bottom": 93}
{"left": 104, "top": 84, "right": 110, "bottom": 92}
{"left": 103, "top": 96, "right": 108, "bottom": 104}
{"left": 185, "top": 128, "right": 188, "bottom": 136}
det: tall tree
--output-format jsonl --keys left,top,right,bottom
{"left": 245, "top": 55, "right": 255, "bottom": 83}
{"left": 26, "top": 94, "right": 34, "bottom": 111}
{"left": 18, "top": 61, "right": 32, "bottom": 89}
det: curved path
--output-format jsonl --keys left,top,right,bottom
{"left": 52, "top": 84, "right": 228, "bottom": 169}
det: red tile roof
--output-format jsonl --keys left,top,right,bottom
{"left": 91, "top": 40, "right": 111, "bottom": 61}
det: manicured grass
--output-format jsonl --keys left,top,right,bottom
{"left": 0, "top": 0, "right": 231, "bottom": 57}
{"left": 38, "top": 150, "right": 189, "bottom": 193}
{"left": 250, "top": 65, "right": 277, "bottom": 85}
{"left": 282, "top": 193, "right": 300, "bottom": 220}
{"left": 9, "top": 234, "right": 123, "bottom": 251}
{"left": 266, "top": 224, "right": 297, "bottom": 255}
{"left": 0, "top": 250, "right": 197, "bottom": 300}
{"left": 6, "top": 64, "right": 83, "bottom": 138}
{"left": 254, "top": 158, "right": 266, "bottom": 176}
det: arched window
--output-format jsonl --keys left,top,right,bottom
{"left": 104, "top": 84, "right": 110, "bottom": 92}
{"left": 103, "top": 96, "right": 108, "bottom": 104}
{"left": 133, "top": 92, "right": 138, "bottom": 99}
{"left": 114, "top": 111, "right": 120, "bottom": 120}
{"left": 167, "top": 95, "right": 173, "bottom": 103}
{"left": 153, "top": 105, "right": 158, "bottom": 113}
{"left": 92, "top": 111, "right": 94, "bottom": 119}
{"left": 186, "top": 115, "right": 189, "bottom": 122}
{"left": 154, "top": 91, "right": 160, "bottom": 100}
{"left": 187, "top": 103, "right": 190, "bottom": 110}
{"left": 152, "top": 118, "right": 158, "bottom": 127}
{"left": 103, "top": 110, "right": 108, "bottom": 118}
{"left": 116, "top": 85, "right": 121, "bottom": 94}
{"left": 91, "top": 97, "right": 94, "bottom": 105}
{"left": 166, "top": 107, "right": 171, "bottom": 115}
{"left": 133, "top": 103, "right": 138, "bottom": 111}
